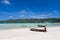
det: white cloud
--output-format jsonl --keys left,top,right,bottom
{"left": 19, "top": 9, "right": 35, "bottom": 18}
{"left": 9, "top": 16, "right": 13, "bottom": 19}
{"left": 18, "top": 9, "right": 60, "bottom": 18}
{"left": 19, "top": 8, "right": 35, "bottom": 15}
{"left": 53, "top": 11, "right": 58, "bottom": 13}
{"left": 29, "top": 13, "right": 53, "bottom": 18}
{"left": 19, "top": 9, "right": 28, "bottom": 14}
{"left": 0, "top": 9, "right": 59, "bottom": 19}
{"left": 1, "top": 0, "right": 11, "bottom": 5}
{"left": 40, "top": 14, "right": 52, "bottom": 17}
{"left": 31, "top": 15, "right": 47, "bottom": 18}
{"left": 20, "top": 15, "right": 25, "bottom": 18}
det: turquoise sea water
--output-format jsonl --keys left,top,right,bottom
{"left": 0, "top": 23, "right": 60, "bottom": 29}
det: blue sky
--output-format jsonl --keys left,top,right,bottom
{"left": 0, "top": 0, "right": 60, "bottom": 20}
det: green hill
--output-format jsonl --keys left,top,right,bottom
{"left": 0, "top": 18, "right": 60, "bottom": 23}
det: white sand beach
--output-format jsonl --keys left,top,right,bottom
{"left": 0, "top": 26, "right": 60, "bottom": 40}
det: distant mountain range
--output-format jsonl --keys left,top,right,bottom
{"left": 0, "top": 18, "right": 60, "bottom": 23}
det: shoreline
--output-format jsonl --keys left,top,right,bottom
{"left": 0, "top": 26, "right": 59, "bottom": 30}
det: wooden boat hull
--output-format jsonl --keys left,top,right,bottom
{"left": 30, "top": 28, "right": 47, "bottom": 32}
